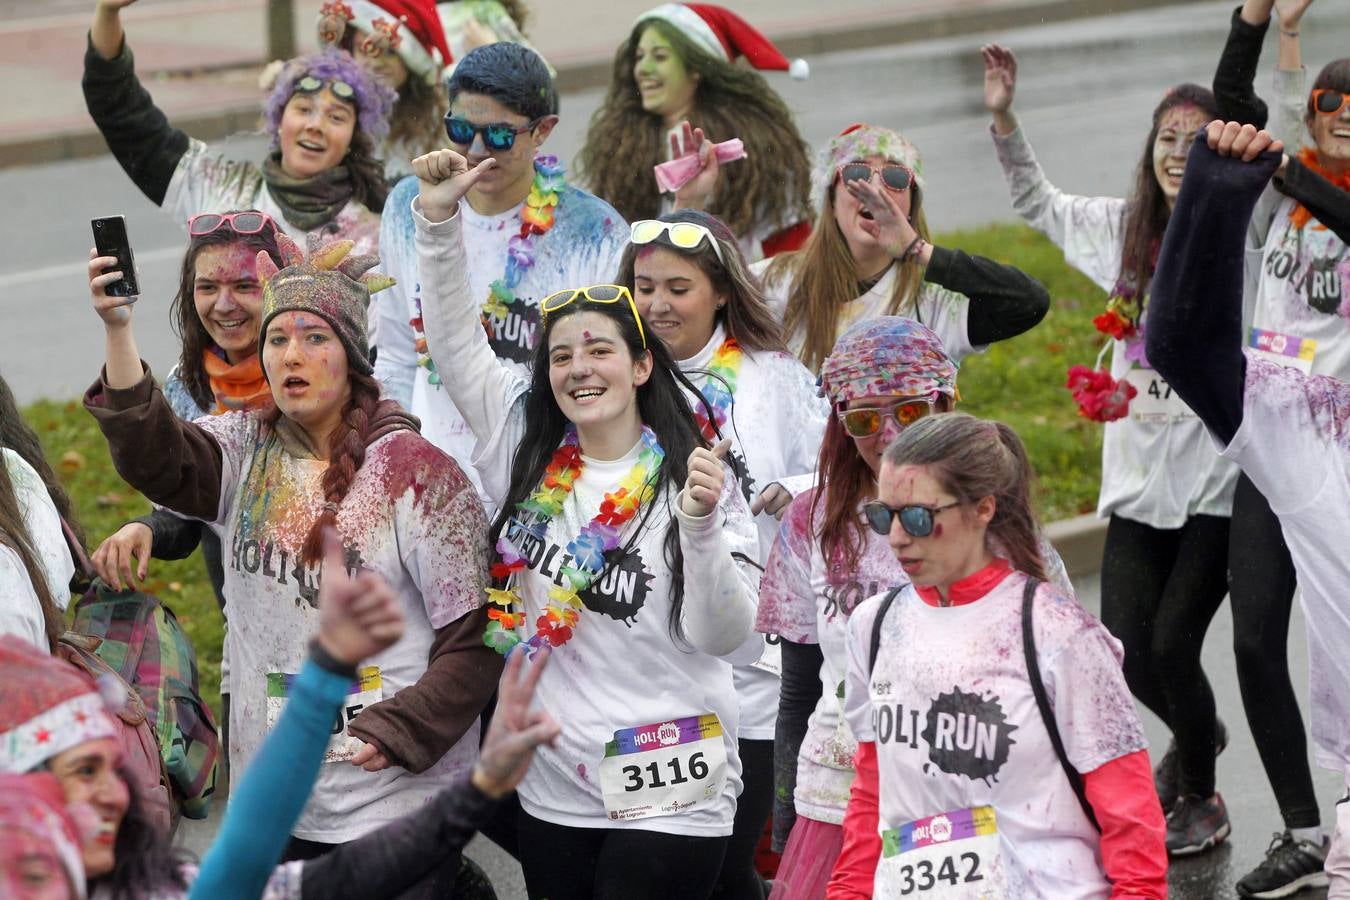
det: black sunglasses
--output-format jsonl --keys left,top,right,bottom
{"left": 444, "top": 115, "right": 542, "bottom": 152}
{"left": 863, "top": 500, "right": 960, "bottom": 538}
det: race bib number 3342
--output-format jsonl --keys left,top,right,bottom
{"left": 877, "top": 806, "right": 1006, "bottom": 899}
{"left": 598, "top": 713, "right": 728, "bottom": 823}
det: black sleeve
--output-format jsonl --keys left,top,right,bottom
{"left": 1213, "top": 6, "right": 1271, "bottom": 128}
{"left": 132, "top": 509, "right": 204, "bottom": 561}
{"left": 81, "top": 35, "right": 189, "bottom": 206}
{"left": 1147, "top": 138, "right": 1282, "bottom": 445}
{"left": 773, "top": 639, "right": 824, "bottom": 852}
{"left": 299, "top": 775, "right": 501, "bottom": 899}
{"left": 924, "top": 245, "right": 1050, "bottom": 346}
{"left": 1276, "top": 159, "right": 1350, "bottom": 243}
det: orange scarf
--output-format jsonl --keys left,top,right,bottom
{"left": 202, "top": 350, "right": 269, "bottom": 414}
{"left": 1289, "top": 147, "right": 1350, "bottom": 230}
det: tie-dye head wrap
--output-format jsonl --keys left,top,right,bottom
{"left": 819, "top": 316, "right": 957, "bottom": 407}
{"left": 256, "top": 233, "right": 396, "bottom": 377}
{"left": 813, "top": 122, "right": 925, "bottom": 209}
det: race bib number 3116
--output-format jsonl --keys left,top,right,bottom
{"left": 598, "top": 713, "right": 728, "bottom": 823}
{"left": 878, "top": 806, "right": 1006, "bottom": 899}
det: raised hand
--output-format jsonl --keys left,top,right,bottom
{"left": 472, "top": 648, "right": 561, "bottom": 798}
{"left": 1275, "top": 0, "right": 1314, "bottom": 28}
{"left": 1205, "top": 120, "right": 1284, "bottom": 161}
{"left": 412, "top": 149, "right": 498, "bottom": 223}
{"left": 316, "top": 527, "right": 404, "bottom": 668}
{"left": 88, "top": 248, "right": 135, "bottom": 327}
{"left": 982, "top": 44, "right": 1019, "bottom": 136}
{"left": 92, "top": 522, "right": 152, "bottom": 591}
{"left": 670, "top": 121, "right": 721, "bottom": 211}
{"left": 681, "top": 438, "right": 732, "bottom": 517}
{"left": 844, "top": 175, "right": 922, "bottom": 261}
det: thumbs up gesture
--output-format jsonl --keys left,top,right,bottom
{"left": 680, "top": 438, "right": 733, "bottom": 518}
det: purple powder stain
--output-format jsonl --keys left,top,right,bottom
{"left": 576, "top": 763, "right": 588, "bottom": 783}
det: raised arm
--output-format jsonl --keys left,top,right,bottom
{"left": 1213, "top": 2, "right": 1273, "bottom": 126}
{"left": 1147, "top": 122, "right": 1284, "bottom": 446}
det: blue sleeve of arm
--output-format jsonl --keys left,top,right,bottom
{"left": 188, "top": 657, "right": 351, "bottom": 900}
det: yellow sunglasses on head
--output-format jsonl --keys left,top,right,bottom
{"left": 540, "top": 284, "right": 647, "bottom": 349}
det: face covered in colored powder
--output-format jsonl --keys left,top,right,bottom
{"left": 547, "top": 311, "right": 653, "bottom": 432}
{"left": 844, "top": 392, "right": 944, "bottom": 476}
{"left": 876, "top": 459, "right": 994, "bottom": 588}
{"left": 447, "top": 92, "right": 556, "bottom": 206}
{"left": 632, "top": 245, "right": 722, "bottom": 361}
{"left": 0, "top": 825, "right": 76, "bottom": 900}
{"left": 263, "top": 311, "right": 353, "bottom": 439}
{"left": 46, "top": 738, "right": 129, "bottom": 880}
{"left": 1308, "top": 90, "right": 1350, "bottom": 171}
{"left": 1152, "top": 104, "right": 1209, "bottom": 203}
{"left": 633, "top": 25, "right": 698, "bottom": 126}
{"left": 193, "top": 243, "right": 265, "bottom": 363}
{"left": 832, "top": 154, "right": 914, "bottom": 260}
{"left": 278, "top": 86, "right": 358, "bottom": 179}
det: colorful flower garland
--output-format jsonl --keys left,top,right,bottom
{"left": 410, "top": 155, "right": 566, "bottom": 386}
{"left": 1065, "top": 280, "right": 1145, "bottom": 422}
{"left": 693, "top": 338, "right": 743, "bottom": 441}
{"left": 483, "top": 425, "right": 665, "bottom": 656}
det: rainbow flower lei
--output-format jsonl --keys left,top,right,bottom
{"left": 693, "top": 338, "right": 742, "bottom": 441}
{"left": 483, "top": 425, "right": 665, "bottom": 656}
{"left": 409, "top": 155, "right": 566, "bottom": 386}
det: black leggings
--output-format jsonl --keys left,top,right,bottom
{"left": 1100, "top": 513, "right": 1230, "bottom": 798}
{"left": 1229, "top": 473, "right": 1320, "bottom": 829}
{"left": 712, "top": 738, "right": 772, "bottom": 899}
{"left": 517, "top": 810, "right": 729, "bottom": 900}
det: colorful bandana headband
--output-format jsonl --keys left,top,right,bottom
{"left": 0, "top": 773, "right": 89, "bottom": 899}
{"left": 818, "top": 316, "right": 957, "bottom": 406}
{"left": 256, "top": 233, "right": 396, "bottom": 377}
{"left": 0, "top": 636, "right": 120, "bottom": 775}
{"left": 814, "top": 122, "right": 925, "bottom": 209}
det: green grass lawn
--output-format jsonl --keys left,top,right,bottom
{"left": 24, "top": 222, "right": 1107, "bottom": 719}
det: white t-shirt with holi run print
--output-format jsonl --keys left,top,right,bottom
{"left": 844, "top": 572, "right": 1145, "bottom": 900}
{"left": 1223, "top": 356, "right": 1350, "bottom": 776}
{"left": 679, "top": 325, "right": 829, "bottom": 739}
{"left": 375, "top": 176, "right": 628, "bottom": 505}
{"left": 192, "top": 412, "right": 489, "bottom": 842}
{"left": 411, "top": 206, "right": 765, "bottom": 836}
{"left": 753, "top": 260, "right": 977, "bottom": 368}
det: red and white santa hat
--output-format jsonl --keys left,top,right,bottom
{"left": 0, "top": 636, "right": 119, "bottom": 775}
{"left": 317, "top": 0, "right": 452, "bottom": 83}
{"left": 637, "top": 3, "right": 809, "bottom": 80}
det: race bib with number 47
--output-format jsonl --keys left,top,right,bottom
{"left": 266, "top": 666, "right": 382, "bottom": 763}
{"left": 877, "top": 806, "right": 1006, "bottom": 899}
{"left": 598, "top": 713, "right": 728, "bottom": 822}
{"left": 1124, "top": 368, "right": 1195, "bottom": 424}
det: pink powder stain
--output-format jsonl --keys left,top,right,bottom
{"left": 576, "top": 763, "right": 588, "bottom": 782}
{"left": 931, "top": 523, "right": 943, "bottom": 539}
{"left": 582, "top": 330, "right": 592, "bottom": 340}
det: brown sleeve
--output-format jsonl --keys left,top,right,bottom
{"left": 346, "top": 605, "right": 503, "bottom": 774}
{"left": 83, "top": 364, "right": 225, "bottom": 521}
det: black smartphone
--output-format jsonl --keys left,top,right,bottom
{"left": 91, "top": 215, "right": 140, "bottom": 297}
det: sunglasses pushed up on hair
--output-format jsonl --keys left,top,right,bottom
{"left": 187, "top": 212, "right": 278, "bottom": 237}
{"left": 294, "top": 74, "right": 355, "bottom": 102}
{"left": 837, "top": 162, "right": 915, "bottom": 193}
{"left": 629, "top": 220, "right": 726, "bottom": 265}
{"left": 540, "top": 284, "right": 647, "bottom": 349}
{"left": 863, "top": 500, "right": 961, "bottom": 538}
{"left": 444, "top": 115, "right": 542, "bottom": 152}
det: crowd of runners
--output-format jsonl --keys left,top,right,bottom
{"left": 1, "top": 0, "right": 1349, "bottom": 897}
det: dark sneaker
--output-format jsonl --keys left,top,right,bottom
{"left": 1166, "top": 793, "right": 1232, "bottom": 856}
{"left": 1237, "top": 831, "right": 1329, "bottom": 898}
{"left": 1155, "top": 718, "right": 1230, "bottom": 811}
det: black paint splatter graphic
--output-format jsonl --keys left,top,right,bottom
{"left": 484, "top": 299, "right": 542, "bottom": 365}
{"left": 920, "top": 687, "right": 1017, "bottom": 784}
{"left": 580, "top": 546, "right": 655, "bottom": 625}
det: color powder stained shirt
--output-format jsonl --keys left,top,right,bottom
{"left": 678, "top": 326, "right": 828, "bottom": 740}
{"left": 193, "top": 411, "right": 489, "bottom": 842}
{"left": 755, "top": 487, "right": 911, "bottom": 824}
{"left": 843, "top": 572, "right": 1146, "bottom": 899}
{"left": 991, "top": 124, "right": 1238, "bottom": 528}
{"left": 375, "top": 176, "right": 628, "bottom": 504}
{"left": 1222, "top": 356, "right": 1350, "bottom": 773}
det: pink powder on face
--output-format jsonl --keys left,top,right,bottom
{"left": 932, "top": 523, "right": 944, "bottom": 539}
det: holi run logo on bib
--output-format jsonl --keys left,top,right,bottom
{"left": 598, "top": 713, "right": 729, "bottom": 822}
{"left": 484, "top": 299, "right": 542, "bottom": 365}
{"left": 507, "top": 520, "right": 655, "bottom": 624}
{"left": 872, "top": 684, "right": 1018, "bottom": 785}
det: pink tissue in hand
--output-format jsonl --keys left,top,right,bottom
{"left": 654, "top": 139, "right": 747, "bottom": 194}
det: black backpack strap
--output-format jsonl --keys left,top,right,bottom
{"left": 868, "top": 587, "right": 904, "bottom": 678}
{"left": 1022, "top": 576, "right": 1101, "bottom": 832}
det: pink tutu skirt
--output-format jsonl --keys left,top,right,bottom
{"left": 768, "top": 816, "right": 845, "bottom": 900}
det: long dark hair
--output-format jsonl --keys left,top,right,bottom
{"left": 171, "top": 218, "right": 284, "bottom": 414}
{"left": 616, "top": 209, "right": 788, "bottom": 355}
{"left": 0, "top": 460, "right": 62, "bottom": 650}
{"left": 86, "top": 769, "right": 190, "bottom": 899}
{"left": 489, "top": 300, "right": 716, "bottom": 639}
{"left": 0, "top": 373, "right": 84, "bottom": 553}
{"left": 347, "top": 129, "right": 391, "bottom": 212}
{"left": 578, "top": 18, "right": 812, "bottom": 241}
{"left": 1118, "top": 84, "right": 1217, "bottom": 298}
{"left": 882, "top": 413, "right": 1047, "bottom": 582}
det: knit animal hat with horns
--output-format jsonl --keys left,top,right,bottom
{"left": 256, "top": 234, "right": 396, "bottom": 377}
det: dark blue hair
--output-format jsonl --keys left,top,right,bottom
{"left": 446, "top": 42, "right": 558, "bottom": 120}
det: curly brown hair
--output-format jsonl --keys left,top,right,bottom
{"left": 386, "top": 71, "right": 450, "bottom": 161}
{"left": 577, "top": 18, "right": 811, "bottom": 242}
